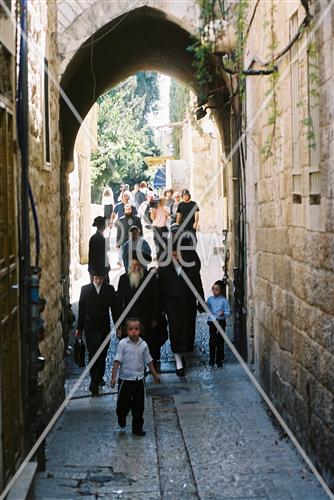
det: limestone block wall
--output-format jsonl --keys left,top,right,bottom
{"left": 57, "top": 0, "right": 200, "bottom": 77}
{"left": 27, "top": 1, "right": 64, "bottom": 419}
{"left": 244, "top": 0, "right": 334, "bottom": 484}
{"left": 179, "top": 115, "right": 227, "bottom": 234}
{"left": 166, "top": 159, "right": 189, "bottom": 192}
{"left": 69, "top": 105, "right": 97, "bottom": 284}
{"left": 69, "top": 154, "right": 81, "bottom": 283}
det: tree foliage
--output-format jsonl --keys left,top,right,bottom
{"left": 91, "top": 73, "right": 160, "bottom": 202}
{"left": 169, "top": 80, "right": 190, "bottom": 158}
{"left": 135, "top": 71, "right": 160, "bottom": 121}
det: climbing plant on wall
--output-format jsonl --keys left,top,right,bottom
{"left": 261, "top": 1, "right": 281, "bottom": 160}
{"left": 187, "top": 0, "right": 230, "bottom": 104}
{"left": 187, "top": 0, "right": 318, "bottom": 162}
{"left": 303, "top": 31, "right": 320, "bottom": 150}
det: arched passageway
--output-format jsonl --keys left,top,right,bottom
{"left": 59, "top": 6, "right": 240, "bottom": 341}
{"left": 60, "top": 6, "right": 231, "bottom": 162}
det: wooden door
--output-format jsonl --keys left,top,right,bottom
{"left": 0, "top": 103, "right": 23, "bottom": 486}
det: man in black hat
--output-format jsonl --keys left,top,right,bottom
{"left": 88, "top": 216, "right": 110, "bottom": 282}
{"left": 76, "top": 274, "right": 120, "bottom": 396}
{"left": 158, "top": 244, "right": 204, "bottom": 376}
{"left": 117, "top": 254, "right": 161, "bottom": 367}
{"left": 168, "top": 223, "right": 201, "bottom": 271}
{"left": 176, "top": 189, "right": 200, "bottom": 239}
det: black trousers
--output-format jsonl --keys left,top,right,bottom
{"left": 208, "top": 320, "right": 226, "bottom": 363}
{"left": 85, "top": 330, "right": 109, "bottom": 384}
{"left": 142, "top": 314, "right": 168, "bottom": 364}
{"left": 164, "top": 296, "right": 197, "bottom": 354}
{"left": 117, "top": 379, "right": 145, "bottom": 432}
{"left": 153, "top": 226, "right": 168, "bottom": 259}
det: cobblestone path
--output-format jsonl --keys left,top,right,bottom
{"left": 35, "top": 319, "right": 328, "bottom": 499}
{"left": 34, "top": 235, "right": 331, "bottom": 499}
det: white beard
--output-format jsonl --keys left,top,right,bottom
{"left": 128, "top": 268, "right": 144, "bottom": 289}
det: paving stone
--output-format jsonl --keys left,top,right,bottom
{"left": 34, "top": 261, "right": 331, "bottom": 499}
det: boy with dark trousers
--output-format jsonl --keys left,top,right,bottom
{"left": 111, "top": 318, "right": 160, "bottom": 436}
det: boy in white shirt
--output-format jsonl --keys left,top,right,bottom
{"left": 111, "top": 318, "right": 160, "bottom": 435}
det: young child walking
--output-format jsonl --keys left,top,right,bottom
{"left": 206, "top": 280, "right": 231, "bottom": 367}
{"left": 111, "top": 318, "right": 160, "bottom": 436}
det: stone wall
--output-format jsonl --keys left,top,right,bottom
{"left": 57, "top": 0, "right": 200, "bottom": 77}
{"left": 69, "top": 105, "right": 97, "bottom": 284}
{"left": 27, "top": 1, "right": 64, "bottom": 419}
{"left": 178, "top": 112, "right": 228, "bottom": 235}
{"left": 244, "top": 0, "right": 334, "bottom": 485}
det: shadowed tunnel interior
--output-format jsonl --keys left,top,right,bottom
{"left": 59, "top": 6, "right": 231, "bottom": 161}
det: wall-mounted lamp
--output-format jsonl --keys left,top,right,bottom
{"left": 196, "top": 106, "right": 217, "bottom": 121}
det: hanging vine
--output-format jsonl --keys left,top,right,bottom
{"left": 187, "top": 0, "right": 318, "bottom": 162}
{"left": 186, "top": 0, "right": 217, "bottom": 105}
{"left": 234, "top": 0, "right": 248, "bottom": 99}
{"left": 261, "top": 1, "right": 281, "bottom": 160}
{"left": 302, "top": 28, "right": 320, "bottom": 150}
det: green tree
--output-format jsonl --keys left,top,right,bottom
{"left": 169, "top": 80, "right": 190, "bottom": 158}
{"left": 135, "top": 71, "right": 160, "bottom": 120}
{"left": 91, "top": 73, "right": 160, "bottom": 202}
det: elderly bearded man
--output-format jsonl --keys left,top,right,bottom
{"left": 117, "top": 255, "right": 162, "bottom": 368}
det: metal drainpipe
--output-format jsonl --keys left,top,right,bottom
{"left": 17, "top": 0, "right": 45, "bottom": 468}
{"left": 19, "top": 0, "right": 46, "bottom": 468}
{"left": 17, "top": 0, "right": 32, "bottom": 453}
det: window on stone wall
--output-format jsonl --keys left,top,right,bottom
{"left": 290, "top": 12, "right": 301, "bottom": 204}
{"left": 292, "top": 174, "right": 302, "bottom": 204}
{"left": 309, "top": 171, "right": 321, "bottom": 205}
{"left": 307, "top": 38, "right": 321, "bottom": 205}
{"left": 43, "top": 57, "right": 51, "bottom": 167}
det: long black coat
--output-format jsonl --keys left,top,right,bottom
{"left": 88, "top": 231, "right": 109, "bottom": 276}
{"left": 158, "top": 261, "right": 204, "bottom": 353}
{"left": 77, "top": 282, "right": 119, "bottom": 334}
{"left": 117, "top": 270, "right": 158, "bottom": 333}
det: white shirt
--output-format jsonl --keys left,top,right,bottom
{"left": 173, "top": 261, "right": 182, "bottom": 276}
{"left": 114, "top": 337, "right": 152, "bottom": 380}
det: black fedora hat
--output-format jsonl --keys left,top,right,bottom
{"left": 92, "top": 216, "right": 106, "bottom": 227}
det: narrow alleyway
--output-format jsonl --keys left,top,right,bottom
{"left": 34, "top": 234, "right": 328, "bottom": 499}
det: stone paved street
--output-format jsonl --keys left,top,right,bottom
{"left": 34, "top": 235, "right": 329, "bottom": 499}
{"left": 35, "top": 350, "right": 328, "bottom": 499}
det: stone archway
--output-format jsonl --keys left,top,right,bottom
{"left": 58, "top": 5, "right": 240, "bottom": 344}
{"left": 59, "top": 5, "right": 232, "bottom": 161}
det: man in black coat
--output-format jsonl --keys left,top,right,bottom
{"left": 115, "top": 204, "right": 143, "bottom": 266}
{"left": 88, "top": 216, "right": 110, "bottom": 282}
{"left": 76, "top": 275, "right": 120, "bottom": 395}
{"left": 158, "top": 247, "right": 204, "bottom": 376}
{"left": 117, "top": 256, "right": 162, "bottom": 367}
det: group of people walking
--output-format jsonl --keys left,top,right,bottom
{"left": 76, "top": 181, "right": 230, "bottom": 437}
